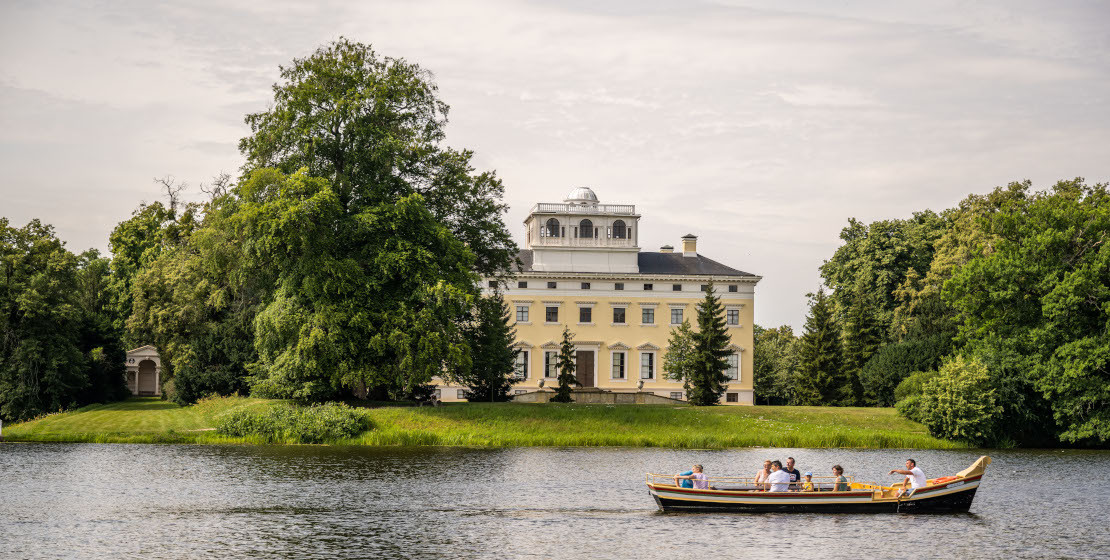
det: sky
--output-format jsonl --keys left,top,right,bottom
{"left": 1, "top": 0, "right": 1108, "bottom": 330}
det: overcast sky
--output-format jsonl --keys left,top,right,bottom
{"left": 2, "top": 0, "right": 1108, "bottom": 329}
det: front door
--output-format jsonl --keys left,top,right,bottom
{"left": 575, "top": 351, "right": 594, "bottom": 387}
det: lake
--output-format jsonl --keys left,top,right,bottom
{"left": 1, "top": 444, "right": 1107, "bottom": 559}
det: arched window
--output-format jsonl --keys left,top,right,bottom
{"left": 546, "top": 218, "right": 560, "bottom": 237}
{"left": 612, "top": 220, "right": 627, "bottom": 239}
{"left": 579, "top": 219, "right": 593, "bottom": 238}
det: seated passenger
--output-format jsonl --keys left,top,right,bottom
{"left": 889, "top": 458, "right": 926, "bottom": 497}
{"left": 674, "top": 464, "right": 709, "bottom": 489}
{"left": 832, "top": 465, "right": 849, "bottom": 491}
{"left": 767, "top": 460, "right": 791, "bottom": 492}
{"left": 754, "top": 460, "right": 772, "bottom": 490}
{"left": 801, "top": 472, "right": 815, "bottom": 492}
{"left": 676, "top": 469, "right": 694, "bottom": 488}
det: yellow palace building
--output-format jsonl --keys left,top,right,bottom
{"left": 436, "top": 187, "right": 761, "bottom": 404}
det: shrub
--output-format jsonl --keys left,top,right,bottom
{"left": 895, "top": 394, "right": 925, "bottom": 423}
{"left": 894, "top": 368, "right": 939, "bottom": 402}
{"left": 215, "top": 402, "right": 369, "bottom": 443}
{"left": 918, "top": 356, "right": 1003, "bottom": 445}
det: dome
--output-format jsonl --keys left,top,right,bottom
{"left": 564, "top": 187, "right": 599, "bottom": 204}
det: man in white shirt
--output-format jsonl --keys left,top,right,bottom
{"left": 889, "top": 459, "right": 926, "bottom": 496}
{"left": 767, "top": 460, "right": 792, "bottom": 492}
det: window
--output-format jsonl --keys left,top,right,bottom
{"left": 514, "top": 351, "right": 529, "bottom": 380}
{"left": 581, "top": 282, "right": 591, "bottom": 290}
{"left": 671, "top": 308, "right": 683, "bottom": 325}
{"left": 579, "top": 307, "right": 592, "bottom": 323}
{"left": 544, "top": 351, "right": 558, "bottom": 377}
{"left": 546, "top": 306, "right": 559, "bottom": 322}
{"left": 613, "top": 308, "right": 626, "bottom": 324}
{"left": 614, "top": 282, "right": 624, "bottom": 291}
{"left": 727, "top": 354, "right": 739, "bottom": 380}
{"left": 516, "top": 305, "right": 529, "bottom": 323}
{"left": 547, "top": 281, "right": 557, "bottom": 289}
{"left": 518, "top": 281, "right": 528, "bottom": 289}
{"left": 672, "top": 284, "right": 682, "bottom": 291}
{"left": 728, "top": 284, "right": 738, "bottom": 293}
{"left": 611, "top": 352, "right": 626, "bottom": 379}
{"left": 612, "top": 219, "right": 627, "bottom": 239}
{"left": 545, "top": 218, "right": 560, "bottom": 237}
{"left": 700, "top": 284, "right": 709, "bottom": 292}
{"left": 726, "top": 392, "right": 738, "bottom": 403}
{"left": 670, "top": 392, "right": 684, "bottom": 400}
{"left": 488, "top": 280, "right": 498, "bottom": 288}
{"left": 579, "top": 219, "right": 594, "bottom": 238}
{"left": 643, "top": 283, "right": 653, "bottom": 291}
{"left": 727, "top": 309, "right": 739, "bottom": 325}
{"left": 640, "top": 352, "right": 655, "bottom": 379}
{"left": 642, "top": 308, "right": 654, "bottom": 324}
{"left": 457, "top": 389, "right": 467, "bottom": 399}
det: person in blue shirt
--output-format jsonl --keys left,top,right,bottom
{"left": 676, "top": 469, "right": 694, "bottom": 488}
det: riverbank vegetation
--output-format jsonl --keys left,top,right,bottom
{"left": 755, "top": 179, "right": 1110, "bottom": 448}
{"left": 3, "top": 397, "right": 964, "bottom": 449}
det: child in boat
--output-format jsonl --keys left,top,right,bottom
{"left": 801, "top": 472, "right": 815, "bottom": 492}
{"left": 833, "top": 465, "right": 849, "bottom": 491}
{"left": 674, "top": 464, "right": 709, "bottom": 489}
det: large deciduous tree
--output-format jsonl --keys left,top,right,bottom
{"left": 238, "top": 38, "right": 516, "bottom": 277}
{"left": 945, "top": 179, "right": 1110, "bottom": 444}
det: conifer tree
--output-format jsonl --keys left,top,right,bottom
{"left": 688, "top": 282, "right": 731, "bottom": 405}
{"left": 795, "top": 288, "right": 850, "bottom": 405}
{"left": 551, "top": 327, "right": 579, "bottom": 403}
{"left": 841, "top": 291, "right": 881, "bottom": 405}
{"left": 459, "top": 292, "right": 518, "bottom": 402}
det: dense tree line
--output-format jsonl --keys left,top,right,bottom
{"left": 754, "top": 179, "right": 1110, "bottom": 446}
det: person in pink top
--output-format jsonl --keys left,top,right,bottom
{"left": 674, "top": 464, "right": 709, "bottom": 489}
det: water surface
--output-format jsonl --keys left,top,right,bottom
{"left": 1, "top": 444, "right": 1107, "bottom": 558}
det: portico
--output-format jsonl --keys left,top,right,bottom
{"left": 125, "top": 345, "right": 162, "bottom": 397}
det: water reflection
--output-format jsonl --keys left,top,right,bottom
{"left": 1, "top": 443, "right": 1108, "bottom": 559}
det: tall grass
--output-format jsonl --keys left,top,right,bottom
{"left": 3, "top": 398, "right": 966, "bottom": 449}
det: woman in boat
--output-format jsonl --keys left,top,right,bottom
{"left": 753, "top": 460, "right": 772, "bottom": 490}
{"left": 832, "top": 465, "right": 848, "bottom": 491}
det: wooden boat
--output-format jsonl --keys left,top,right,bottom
{"left": 646, "top": 456, "right": 990, "bottom": 513}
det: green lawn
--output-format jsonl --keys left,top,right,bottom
{"left": 3, "top": 397, "right": 966, "bottom": 449}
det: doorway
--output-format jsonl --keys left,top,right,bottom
{"left": 575, "top": 351, "right": 594, "bottom": 387}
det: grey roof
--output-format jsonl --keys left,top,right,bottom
{"left": 513, "top": 250, "right": 755, "bottom": 277}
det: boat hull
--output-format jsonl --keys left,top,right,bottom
{"left": 649, "top": 475, "right": 982, "bottom": 514}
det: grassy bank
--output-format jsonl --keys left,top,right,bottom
{"left": 2, "top": 397, "right": 966, "bottom": 449}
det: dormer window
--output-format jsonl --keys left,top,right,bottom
{"left": 579, "top": 219, "right": 594, "bottom": 238}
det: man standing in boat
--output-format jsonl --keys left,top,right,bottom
{"left": 889, "top": 459, "right": 927, "bottom": 496}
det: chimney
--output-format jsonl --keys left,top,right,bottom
{"left": 659, "top": 245, "right": 674, "bottom": 253}
{"left": 681, "top": 234, "right": 697, "bottom": 257}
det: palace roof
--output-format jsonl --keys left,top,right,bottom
{"left": 513, "top": 250, "right": 756, "bottom": 277}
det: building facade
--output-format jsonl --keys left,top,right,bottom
{"left": 437, "top": 187, "right": 761, "bottom": 404}
{"left": 125, "top": 345, "right": 162, "bottom": 397}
